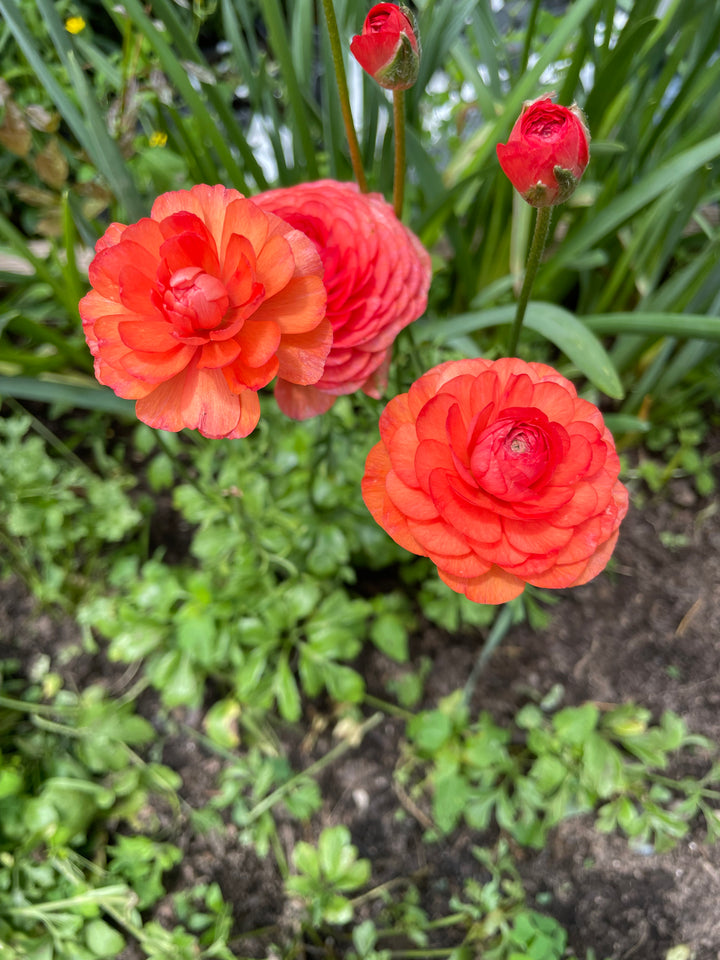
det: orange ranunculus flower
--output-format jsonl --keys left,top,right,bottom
{"left": 79, "top": 184, "right": 330, "bottom": 439}
{"left": 362, "top": 358, "right": 628, "bottom": 605}
{"left": 254, "top": 179, "right": 431, "bottom": 419}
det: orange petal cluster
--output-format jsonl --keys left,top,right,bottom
{"left": 254, "top": 180, "right": 431, "bottom": 419}
{"left": 362, "top": 358, "right": 628, "bottom": 604}
{"left": 80, "top": 184, "right": 330, "bottom": 438}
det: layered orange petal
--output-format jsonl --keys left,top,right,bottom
{"left": 362, "top": 356, "right": 628, "bottom": 604}
{"left": 81, "top": 184, "right": 330, "bottom": 438}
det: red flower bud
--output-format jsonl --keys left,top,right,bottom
{"left": 496, "top": 97, "right": 590, "bottom": 207}
{"left": 350, "top": 3, "right": 420, "bottom": 91}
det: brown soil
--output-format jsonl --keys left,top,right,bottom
{"left": 3, "top": 461, "right": 720, "bottom": 960}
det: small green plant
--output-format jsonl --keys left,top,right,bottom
{"left": 0, "top": 413, "right": 143, "bottom": 609}
{"left": 286, "top": 825, "right": 371, "bottom": 926}
{"left": 77, "top": 399, "right": 437, "bottom": 714}
{"left": 342, "top": 842, "right": 600, "bottom": 960}
{"left": 0, "top": 666, "right": 213, "bottom": 959}
{"left": 209, "top": 742, "right": 322, "bottom": 858}
{"left": 172, "top": 882, "right": 235, "bottom": 959}
{"left": 449, "top": 843, "right": 575, "bottom": 960}
{"left": 402, "top": 693, "right": 720, "bottom": 851}
{"left": 106, "top": 836, "right": 182, "bottom": 910}
{"left": 631, "top": 408, "right": 719, "bottom": 496}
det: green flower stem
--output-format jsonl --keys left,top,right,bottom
{"left": 244, "top": 712, "right": 383, "bottom": 823}
{"left": 10, "top": 886, "right": 129, "bottom": 916}
{"left": 507, "top": 204, "right": 552, "bottom": 356}
{"left": 321, "top": 0, "right": 368, "bottom": 192}
{"left": 393, "top": 88, "right": 406, "bottom": 218}
{"left": 373, "top": 912, "right": 465, "bottom": 939}
{"left": 363, "top": 693, "right": 415, "bottom": 720}
{"left": 0, "top": 693, "right": 73, "bottom": 716}
{"left": 462, "top": 602, "right": 516, "bottom": 708}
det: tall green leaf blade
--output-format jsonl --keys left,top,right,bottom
{"left": 419, "top": 302, "right": 624, "bottom": 398}
{"left": 101, "top": 0, "right": 254, "bottom": 192}
{"left": 541, "top": 132, "right": 720, "bottom": 285}
{"left": 140, "top": 0, "right": 269, "bottom": 190}
{"left": 0, "top": 376, "right": 136, "bottom": 415}
{"left": 0, "top": 0, "right": 144, "bottom": 219}
{"left": 257, "top": 0, "right": 319, "bottom": 180}
{"left": 584, "top": 312, "right": 720, "bottom": 341}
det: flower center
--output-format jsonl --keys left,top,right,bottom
{"left": 163, "top": 267, "right": 230, "bottom": 335}
{"left": 508, "top": 430, "right": 531, "bottom": 454}
{"left": 470, "top": 417, "right": 551, "bottom": 500}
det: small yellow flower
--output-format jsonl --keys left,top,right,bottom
{"left": 149, "top": 131, "right": 168, "bottom": 148}
{"left": 65, "top": 16, "right": 86, "bottom": 34}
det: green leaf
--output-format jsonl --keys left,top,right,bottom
{"left": 322, "top": 893, "right": 354, "bottom": 925}
{"left": 108, "top": 628, "right": 165, "bottom": 662}
{"left": 407, "top": 710, "right": 453, "bottom": 755}
{"left": 370, "top": 613, "right": 409, "bottom": 662}
{"left": 318, "top": 825, "right": 351, "bottom": 879}
{"left": 552, "top": 703, "right": 600, "bottom": 745}
{"left": 0, "top": 375, "right": 137, "bottom": 415}
{"left": 530, "top": 755, "right": 568, "bottom": 796}
{"left": 0, "top": 767, "right": 23, "bottom": 799}
{"left": 283, "top": 779, "right": 321, "bottom": 821}
{"left": 419, "top": 302, "right": 624, "bottom": 398}
{"left": 85, "top": 919, "right": 126, "bottom": 957}
{"left": 292, "top": 840, "right": 321, "bottom": 881}
{"left": 151, "top": 652, "right": 203, "bottom": 708}
{"left": 203, "top": 698, "right": 241, "bottom": 749}
{"left": 433, "top": 772, "right": 470, "bottom": 833}
{"left": 581, "top": 734, "right": 625, "bottom": 798}
{"left": 274, "top": 653, "right": 302, "bottom": 722}
{"left": 353, "top": 919, "right": 378, "bottom": 956}
{"left": 584, "top": 312, "right": 720, "bottom": 341}
{"left": 322, "top": 661, "right": 364, "bottom": 703}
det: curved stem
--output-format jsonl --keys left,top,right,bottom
{"left": 507, "top": 204, "right": 552, "bottom": 356}
{"left": 245, "top": 712, "right": 384, "bottom": 823}
{"left": 462, "top": 602, "right": 516, "bottom": 709}
{"left": 393, "top": 88, "right": 406, "bottom": 218}
{"left": 321, "top": 0, "right": 368, "bottom": 191}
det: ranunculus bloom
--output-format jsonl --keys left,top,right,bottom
{"left": 496, "top": 97, "right": 590, "bottom": 207}
{"left": 350, "top": 3, "right": 420, "bottom": 91}
{"left": 362, "top": 358, "right": 628, "bottom": 604}
{"left": 254, "top": 180, "right": 431, "bottom": 419}
{"left": 80, "top": 184, "right": 330, "bottom": 438}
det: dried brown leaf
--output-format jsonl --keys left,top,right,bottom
{"left": 8, "top": 181, "right": 56, "bottom": 207}
{"left": 25, "top": 105, "right": 60, "bottom": 133}
{"left": 0, "top": 101, "right": 32, "bottom": 157}
{"left": 35, "top": 138, "right": 69, "bottom": 189}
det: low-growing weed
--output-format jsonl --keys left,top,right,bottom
{"left": 0, "top": 665, "right": 209, "bottom": 958}
{"left": 0, "top": 413, "right": 143, "bottom": 609}
{"left": 402, "top": 692, "right": 720, "bottom": 851}
{"left": 286, "top": 824, "right": 371, "bottom": 926}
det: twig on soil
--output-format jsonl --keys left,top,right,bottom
{"left": 244, "top": 711, "right": 385, "bottom": 824}
{"left": 392, "top": 777, "right": 436, "bottom": 833}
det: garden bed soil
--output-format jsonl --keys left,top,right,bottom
{"left": 2, "top": 458, "right": 720, "bottom": 959}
